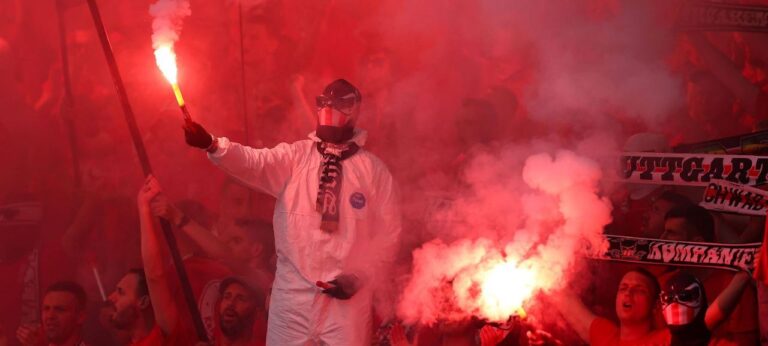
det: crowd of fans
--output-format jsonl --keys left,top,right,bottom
{"left": 3, "top": 0, "right": 768, "bottom": 345}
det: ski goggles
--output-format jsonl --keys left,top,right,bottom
{"left": 660, "top": 284, "right": 702, "bottom": 308}
{"left": 316, "top": 94, "right": 358, "bottom": 115}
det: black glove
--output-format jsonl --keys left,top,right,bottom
{"left": 321, "top": 274, "right": 359, "bottom": 300}
{"left": 183, "top": 120, "right": 213, "bottom": 149}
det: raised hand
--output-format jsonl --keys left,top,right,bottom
{"left": 15, "top": 324, "right": 43, "bottom": 346}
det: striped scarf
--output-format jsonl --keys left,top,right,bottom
{"left": 316, "top": 142, "right": 359, "bottom": 232}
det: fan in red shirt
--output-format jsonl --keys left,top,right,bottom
{"left": 105, "top": 268, "right": 168, "bottom": 346}
{"left": 135, "top": 176, "right": 213, "bottom": 345}
{"left": 137, "top": 176, "right": 266, "bottom": 346}
{"left": 16, "top": 281, "right": 89, "bottom": 346}
{"left": 209, "top": 277, "right": 266, "bottom": 346}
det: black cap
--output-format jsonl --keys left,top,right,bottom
{"left": 219, "top": 276, "right": 258, "bottom": 296}
{"left": 322, "top": 79, "right": 361, "bottom": 103}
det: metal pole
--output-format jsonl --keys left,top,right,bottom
{"left": 84, "top": 0, "right": 208, "bottom": 341}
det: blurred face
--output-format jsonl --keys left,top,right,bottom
{"left": 219, "top": 283, "right": 257, "bottom": 338}
{"left": 107, "top": 273, "right": 145, "bottom": 330}
{"left": 219, "top": 183, "right": 250, "bottom": 223}
{"left": 642, "top": 198, "right": 675, "bottom": 238}
{"left": 224, "top": 225, "right": 257, "bottom": 261}
{"left": 615, "top": 272, "right": 656, "bottom": 324}
{"left": 661, "top": 217, "right": 700, "bottom": 242}
{"left": 42, "top": 292, "right": 83, "bottom": 344}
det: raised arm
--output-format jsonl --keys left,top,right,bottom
{"left": 207, "top": 138, "right": 297, "bottom": 197}
{"left": 149, "top": 197, "right": 246, "bottom": 272}
{"left": 705, "top": 271, "right": 751, "bottom": 330}
{"left": 707, "top": 208, "right": 766, "bottom": 329}
{"left": 137, "top": 176, "right": 179, "bottom": 336}
{"left": 183, "top": 120, "right": 296, "bottom": 197}
{"left": 553, "top": 290, "right": 597, "bottom": 342}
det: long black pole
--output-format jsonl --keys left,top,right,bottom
{"left": 84, "top": 0, "right": 208, "bottom": 341}
{"left": 55, "top": 0, "right": 81, "bottom": 188}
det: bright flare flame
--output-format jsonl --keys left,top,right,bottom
{"left": 477, "top": 260, "right": 536, "bottom": 321}
{"left": 154, "top": 46, "right": 177, "bottom": 84}
{"left": 453, "top": 256, "right": 537, "bottom": 322}
{"left": 154, "top": 45, "right": 185, "bottom": 106}
{"left": 399, "top": 239, "right": 542, "bottom": 325}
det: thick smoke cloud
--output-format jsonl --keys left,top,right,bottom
{"left": 520, "top": 1, "right": 683, "bottom": 127}
{"left": 1, "top": 0, "right": 697, "bottom": 337}
{"left": 149, "top": 0, "right": 191, "bottom": 50}
{"left": 397, "top": 149, "right": 613, "bottom": 324}
{"left": 382, "top": 0, "right": 681, "bottom": 326}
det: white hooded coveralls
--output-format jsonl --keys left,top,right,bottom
{"left": 208, "top": 130, "right": 401, "bottom": 345}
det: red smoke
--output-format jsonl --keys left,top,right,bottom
{"left": 398, "top": 150, "right": 612, "bottom": 324}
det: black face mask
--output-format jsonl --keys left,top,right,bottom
{"left": 316, "top": 125, "right": 354, "bottom": 144}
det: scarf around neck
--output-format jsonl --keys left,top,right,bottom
{"left": 316, "top": 141, "right": 359, "bottom": 232}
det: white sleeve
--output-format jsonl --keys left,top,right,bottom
{"left": 207, "top": 137, "right": 296, "bottom": 197}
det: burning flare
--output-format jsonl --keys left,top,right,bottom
{"left": 477, "top": 259, "right": 535, "bottom": 320}
{"left": 400, "top": 238, "right": 539, "bottom": 325}
{"left": 149, "top": 0, "right": 191, "bottom": 110}
{"left": 154, "top": 45, "right": 185, "bottom": 107}
{"left": 398, "top": 150, "right": 612, "bottom": 325}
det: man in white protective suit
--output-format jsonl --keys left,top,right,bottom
{"left": 182, "top": 79, "right": 402, "bottom": 345}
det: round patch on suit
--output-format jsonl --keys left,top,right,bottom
{"left": 350, "top": 192, "right": 366, "bottom": 209}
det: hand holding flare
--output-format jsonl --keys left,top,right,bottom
{"left": 154, "top": 45, "right": 191, "bottom": 122}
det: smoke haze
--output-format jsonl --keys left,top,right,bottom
{"left": 149, "top": 0, "right": 190, "bottom": 50}
{"left": 3, "top": 0, "right": 749, "bottom": 341}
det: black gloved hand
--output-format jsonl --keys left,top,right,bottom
{"left": 320, "top": 274, "right": 359, "bottom": 300}
{"left": 183, "top": 120, "right": 213, "bottom": 149}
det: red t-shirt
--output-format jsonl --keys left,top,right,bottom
{"left": 130, "top": 322, "right": 200, "bottom": 346}
{"left": 129, "top": 325, "right": 162, "bottom": 346}
{"left": 590, "top": 317, "right": 670, "bottom": 346}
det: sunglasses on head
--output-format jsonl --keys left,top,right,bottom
{"left": 316, "top": 94, "right": 357, "bottom": 114}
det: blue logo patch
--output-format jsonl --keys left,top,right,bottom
{"left": 349, "top": 192, "right": 366, "bottom": 209}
